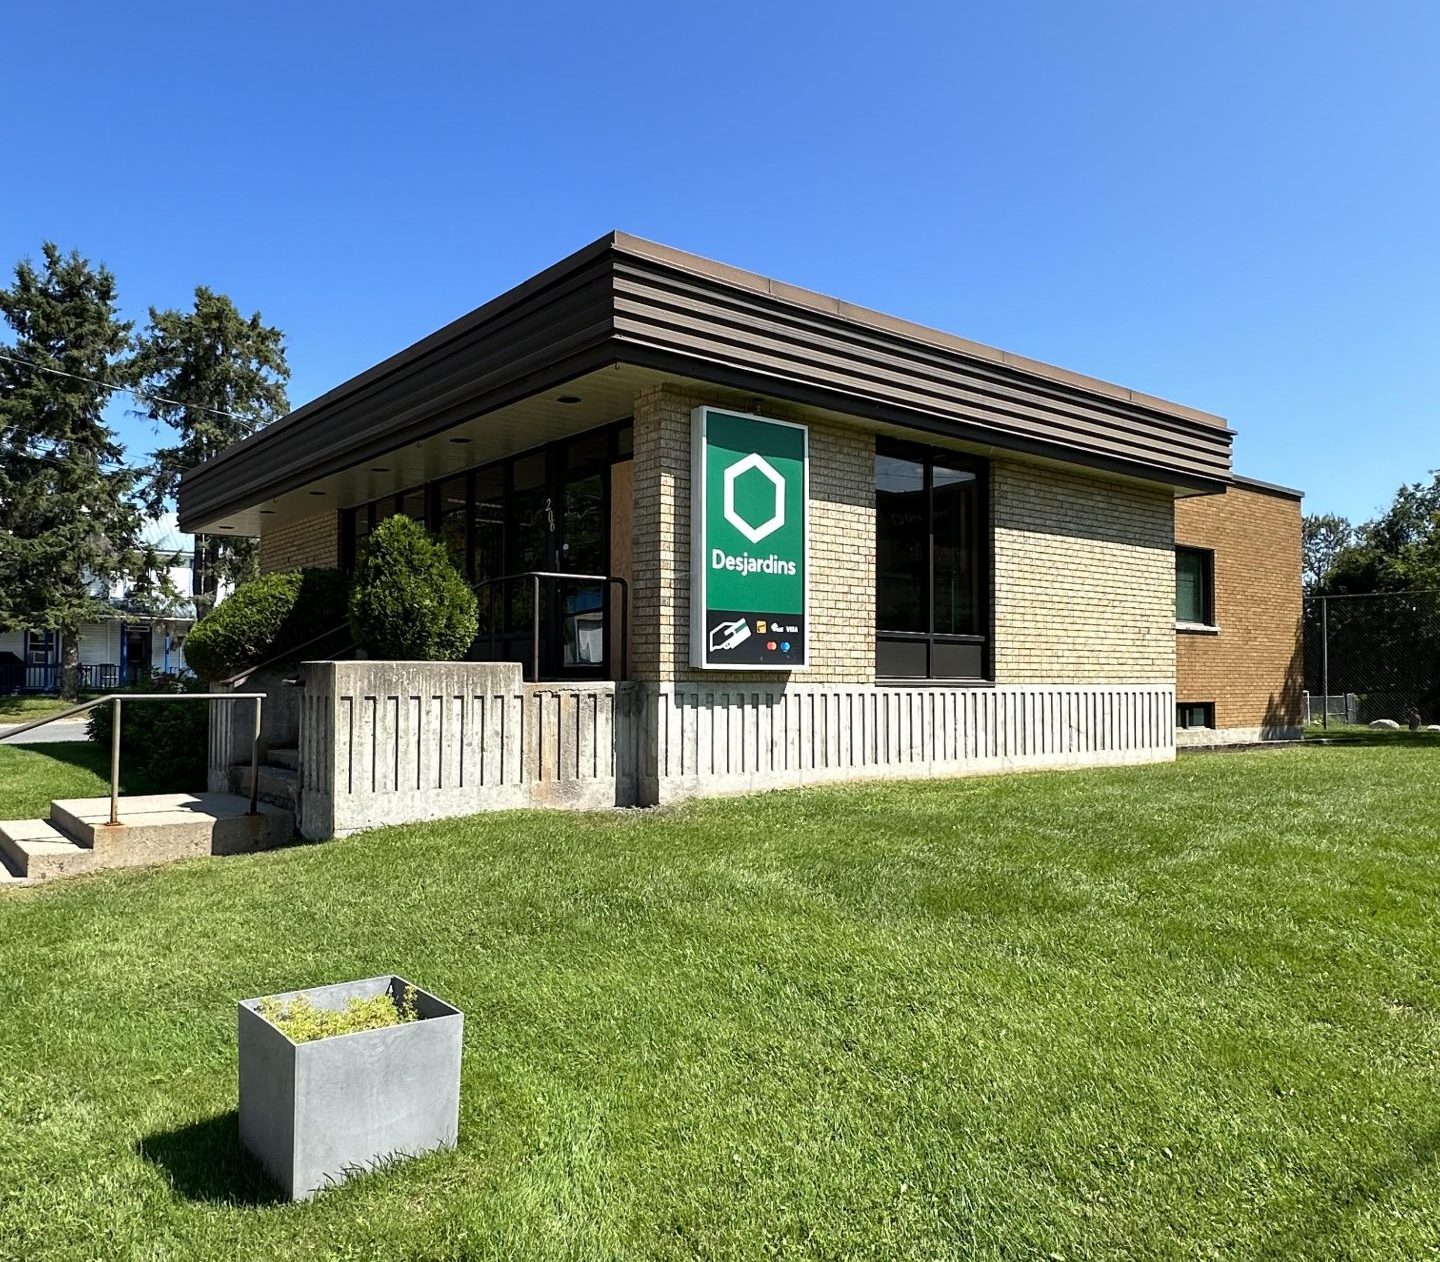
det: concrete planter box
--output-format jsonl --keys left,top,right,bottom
{"left": 237, "top": 976, "right": 463, "bottom": 1200}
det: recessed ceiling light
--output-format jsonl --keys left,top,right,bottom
{"left": 259, "top": 509, "right": 276, "bottom": 515}
{"left": 219, "top": 524, "right": 234, "bottom": 530}
{"left": 449, "top": 437, "right": 472, "bottom": 444}
{"left": 556, "top": 394, "right": 582, "bottom": 404}
{"left": 308, "top": 490, "right": 326, "bottom": 496}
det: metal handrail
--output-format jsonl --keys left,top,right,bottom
{"left": 214, "top": 623, "right": 356, "bottom": 688}
{"left": 0, "top": 692, "right": 266, "bottom": 826}
{"left": 473, "top": 571, "right": 629, "bottom": 682}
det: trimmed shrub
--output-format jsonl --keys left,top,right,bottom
{"left": 349, "top": 516, "right": 478, "bottom": 660}
{"left": 182, "top": 567, "right": 350, "bottom": 683}
{"left": 87, "top": 673, "right": 210, "bottom": 790}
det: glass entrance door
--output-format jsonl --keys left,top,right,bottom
{"left": 343, "top": 422, "right": 629, "bottom": 681}
{"left": 481, "top": 433, "right": 612, "bottom": 680}
{"left": 546, "top": 438, "right": 609, "bottom": 678}
{"left": 124, "top": 625, "right": 153, "bottom": 685}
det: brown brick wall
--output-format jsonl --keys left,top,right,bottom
{"left": 630, "top": 385, "right": 875, "bottom": 684}
{"left": 991, "top": 461, "right": 1176, "bottom": 683}
{"left": 1175, "top": 484, "right": 1303, "bottom": 731}
{"left": 258, "top": 512, "right": 340, "bottom": 573}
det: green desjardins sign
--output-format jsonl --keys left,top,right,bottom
{"left": 690, "top": 407, "right": 808, "bottom": 669}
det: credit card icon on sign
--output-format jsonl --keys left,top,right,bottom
{"left": 709, "top": 619, "right": 752, "bottom": 653}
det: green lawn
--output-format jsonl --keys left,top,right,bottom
{"left": 3, "top": 747, "right": 1440, "bottom": 1260}
{"left": 0, "top": 742, "right": 172, "bottom": 819}
{"left": 0, "top": 695, "right": 79, "bottom": 722}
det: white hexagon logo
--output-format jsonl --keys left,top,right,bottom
{"left": 723, "top": 453, "right": 786, "bottom": 543}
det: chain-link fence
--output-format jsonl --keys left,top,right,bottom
{"left": 1303, "top": 589, "right": 1440, "bottom": 728}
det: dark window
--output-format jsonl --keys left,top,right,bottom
{"left": 23, "top": 630, "right": 56, "bottom": 666}
{"left": 1176, "top": 546, "right": 1214, "bottom": 625}
{"left": 337, "top": 419, "right": 630, "bottom": 678}
{"left": 1177, "top": 701, "right": 1215, "bottom": 729}
{"left": 437, "top": 477, "right": 469, "bottom": 576}
{"left": 472, "top": 466, "right": 505, "bottom": 585}
{"left": 875, "top": 452, "right": 926, "bottom": 632}
{"left": 875, "top": 440, "right": 987, "bottom": 679}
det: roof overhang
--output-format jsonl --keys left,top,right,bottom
{"left": 179, "top": 231, "right": 1234, "bottom": 533}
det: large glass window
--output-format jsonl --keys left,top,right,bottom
{"left": 471, "top": 466, "right": 505, "bottom": 585}
{"left": 875, "top": 453, "right": 926, "bottom": 633}
{"left": 1175, "top": 546, "right": 1214, "bottom": 625}
{"left": 437, "top": 476, "right": 469, "bottom": 575}
{"left": 875, "top": 440, "right": 987, "bottom": 680}
{"left": 337, "top": 418, "right": 633, "bottom": 678}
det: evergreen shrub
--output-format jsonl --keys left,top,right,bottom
{"left": 86, "top": 672, "right": 210, "bottom": 789}
{"left": 182, "top": 567, "right": 349, "bottom": 682}
{"left": 348, "top": 516, "right": 477, "bottom": 660}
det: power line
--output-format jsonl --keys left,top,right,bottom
{"left": 0, "top": 349, "right": 248, "bottom": 420}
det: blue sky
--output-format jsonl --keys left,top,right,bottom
{"left": 2, "top": 1, "right": 1436, "bottom": 522}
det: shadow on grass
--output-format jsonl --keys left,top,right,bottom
{"left": 136, "top": 1110, "right": 285, "bottom": 1207}
{"left": 1304, "top": 730, "right": 1440, "bottom": 749}
{"left": 1256, "top": 1125, "right": 1440, "bottom": 1259}
{"left": 10, "top": 740, "right": 197, "bottom": 796}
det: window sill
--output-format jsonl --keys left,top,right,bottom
{"left": 876, "top": 677, "right": 995, "bottom": 689}
{"left": 1175, "top": 621, "right": 1220, "bottom": 635}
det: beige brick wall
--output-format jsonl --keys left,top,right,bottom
{"left": 258, "top": 512, "right": 339, "bottom": 573}
{"left": 630, "top": 385, "right": 875, "bottom": 684}
{"left": 991, "top": 460, "right": 1175, "bottom": 683}
{"left": 1175, "top": 484, "right": 1303, "bottom": 729}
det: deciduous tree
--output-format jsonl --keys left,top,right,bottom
{"left": 1302, "top": 512, "right": 1353, "bottom": 593}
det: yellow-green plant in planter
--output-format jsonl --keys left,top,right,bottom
{"left": 258, "top": 984, "right": 419, "bottom": 1043}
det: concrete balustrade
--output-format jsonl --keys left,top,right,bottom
{"left": 209, "top": 663, "right": 1175, "bottom": 840}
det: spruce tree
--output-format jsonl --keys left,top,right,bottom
{"left": 133, "top": 288, "right": 290, "bottom": 616}
{"left": 0, "top": 244, "right": 153, "bottom": 699}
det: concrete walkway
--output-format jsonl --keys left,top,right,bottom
{"left": 1, "top": 792, "right": 295, "bottom": 882}
{"left": 0, "top": 718, "right": 90, "bottom": 745}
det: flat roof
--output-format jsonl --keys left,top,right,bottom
{"left": 1231, "top": 473, "right": 1304, "bottom": 500}
{"left": 611, "top": 232, "right": 1229, "bottom": 431}
{"left": 180, "top": 232, "right": 1236, "bottom": 532}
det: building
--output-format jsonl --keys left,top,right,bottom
{"left": 1174, "top": 477, "right": 1304, "bottom": 745}
{"left": 179, "top": 233, "right": 1301, "bottom": 831}
{"left": 0, "top": 517, "right": 215, "bottom": 693}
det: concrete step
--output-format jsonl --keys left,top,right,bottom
{"left": 48, "top": 793, "right": 294, "bottom": 869}
{"left": 268, "top": 748, "right": 300, "bottom": 771}
{"left": 231, "top": 764, "right": 300, "bottom": 811}
{"left": 0, "top": 851, "right": 29, "bottom": 886}
{"left": 0, "top": 819, "right": 99, "bottom": 881}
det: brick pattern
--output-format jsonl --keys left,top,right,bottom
{"left": 1175, "top": 484, "right": 1303, "bottom": 729}
{"left": 991, "top": 461, "right": 1175, "bottom": 683}
{"left": 258, "top": 513, "right": 340, "bottom": 573}
{"left": 629, "top": 385, "right": 875, "bottom": 684}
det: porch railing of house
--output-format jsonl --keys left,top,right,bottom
{"left": 0, "top": 693, "right": 266, "bottom": 825}
{"left": 0, "top": 663, "right": 136, "bottom": 695}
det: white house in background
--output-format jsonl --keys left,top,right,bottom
{"left": 0, "top": 515, "right": 232, "bottom": 694}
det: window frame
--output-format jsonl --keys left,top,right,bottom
{"left": 23, "top": 629, "right": 57, "bottom": 666}
{"left": 874, "top": 437, "right": 990, "bottom": 682}
{"left": 339, "top": 418, "right": 633, "bottom": 577}
{"left": 1176, "top": 701, "right": 1215, "bottom": 729}
{"left": 1175, "top": 545, "right": 1215, "bottom": 627}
